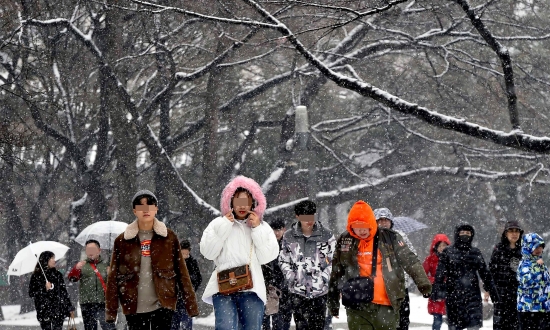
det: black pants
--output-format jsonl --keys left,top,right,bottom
{"left": 397, "top": 288, "right": 410, "bottom": 330}
{"left": 126, "top": 308, "right": 174, "bottom": 330}
{"left": 39, "top": 318, "right": 64, "bottom": 330}
{"left": 518, "top": 312, "right": 550, "bottom": 330}
{"left": 493, "top": 300, "right": 520, "bottom": 330}
{"left": 289, "top": 293, "right": 327, "bottom": 330}
{"left": 82, "top": 303, "right": 116, "bottom": 330}
{"left": 262, "top": 290, "right": 292, "bottom": 330}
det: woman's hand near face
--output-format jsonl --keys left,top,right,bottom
{"left": 225, "top": 210, "right": 235, "bottom": 222}
{"left": 248, "top": 211, "right": 260, "bottom": 228}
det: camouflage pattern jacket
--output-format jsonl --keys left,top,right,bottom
{"left": 278, "top": 221, "right": 336, "bottom": 298}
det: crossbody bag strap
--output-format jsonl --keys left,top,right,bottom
{"left": 249, "top": 241, "right": 253, "bottom": 265}
{"left": 89, "top": 263, "right": 107, "bottom": 293}
{"left": 371, "top": 232, "right": 379, "bottom": 277}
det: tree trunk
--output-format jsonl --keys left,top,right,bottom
{"left": 101, "top": 4, "right": 137, "bottom": 222}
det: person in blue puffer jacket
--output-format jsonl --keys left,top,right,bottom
{"left": 516, "top": 232, "right": 550, "bottom": 330}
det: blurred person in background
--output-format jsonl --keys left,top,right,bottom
{"left": 374, "top": 207, "right": 417, "bottom": 330}
{"left": 29, "top": 251, "right": 75, "bottom": 330}
{"left": 262, "top": 218, "right": 292, "bottom": 330}
{"left": 423, "top": 234, "right": 451, "bottom": 330}
{"left": 487, "top": 221, "right": 523, "bottom": 330}
{"left": 171, "top": 239, "right": 202, "bottom": 330}
{"left": 431, "top": 224, "right": 499, "bottom": 330}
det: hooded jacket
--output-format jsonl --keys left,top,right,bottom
{"left": 489, "top": 226, "right": 523, "bottom": 305}
{"left": 432, "top": 224, "right": 499, "bottom": 329}
{"left": 517, "top": 233, "right": 550, "bottom": 312}
{"left": 105, "top": 218, "right": 198, "bottom": 321}
{"left": 29, "top": 268, "right": 75, "bottom": 322}
{"left": 200, "top": 176, "right": 279, "bottom": 304}
{"left": 422, "top": 234, "right": 451, "bottom": 315}
{"left": 328, "top": 201, "right": 431, "bottom": 316}
{"left": 278, "top": 221, "right": 336, "bottom": 298}
{"left": 67, "top": 256, "right": 109, "bottom": 304}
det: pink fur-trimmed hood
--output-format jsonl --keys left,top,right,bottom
{"left": 220, "top": 175, "right": 266, "bottom": 220}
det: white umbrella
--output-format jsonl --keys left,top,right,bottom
{"left": 8, "top": 241, "right": 70, "bottom": 277}
{"left": 75, "top": 220, "right": 128, "bottom": 250}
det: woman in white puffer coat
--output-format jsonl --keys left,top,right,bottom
{"left": 200, "top": 175, "right": 279, "bottom": 330}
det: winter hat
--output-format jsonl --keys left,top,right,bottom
{"left": 504, "top": 220, "right": 522, "bottom": 231}
{"left": 374, "top": 207, "right": 394, "bottom": 228}
{"left": 132, "top": 189, "right": 158, "bottom": 207}
{"left": 347, "top": 201, "right": 377, "bottom": 240}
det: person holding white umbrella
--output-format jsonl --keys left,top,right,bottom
{"left": 29, "top": 251, "right": 75, "bottom": 330}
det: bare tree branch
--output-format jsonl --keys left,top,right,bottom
{"left": 452, "top": 0, "right": 518, "bottom": 129}
{"left": 242, "top": 0, "right": 550, "bottom": 153}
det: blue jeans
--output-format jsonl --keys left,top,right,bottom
{"left": 432, "top": 314, "right": 443, "bottom": 330}
{"left": 171, "top": 298, "right": 192, "bottom": 330}
{"left": 213, "top": 291, "right": 265, "bottom": 330}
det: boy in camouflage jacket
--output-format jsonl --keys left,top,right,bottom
{"left": 278, "top": 201, "right": 336, "bottom": 330}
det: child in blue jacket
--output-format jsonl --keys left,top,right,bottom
{"left": 517, "top": 232, "right": 550, "bottom": 329}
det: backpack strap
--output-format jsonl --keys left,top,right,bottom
{"left": 371, "top": 232, "right": 379, "bottom": 277}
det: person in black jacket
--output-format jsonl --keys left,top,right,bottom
{"left": 487, "top": 220, "right": 523, "bottom": 330}
{"left": 262, "top": 218, "right": 292, "bottom": 330}
{"left": 170, "top": 239, "right": 202, "bottom": 330}
{"left": 432, "top": 224, "right": 499, "bottom": 330}
{"left": 29, "top": 251, "right": 75, "bottom": 330}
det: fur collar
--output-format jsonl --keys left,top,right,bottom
{"left": 124, "top": 218, "right": 167, "bottom": 240}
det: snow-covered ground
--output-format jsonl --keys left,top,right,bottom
{"left": 0, "top": 305, "right": 82, "bottom": 327}
{"left": 0, "top": 293, "right": 494, "bottom": 329}
{"left": 197, "top": 292, "right": 494, "bottom": 329}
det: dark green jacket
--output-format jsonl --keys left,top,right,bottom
{"left": 68, "top": 257, "right": 109, "bottom": 304}
{"left": 328, "top": 228, "right": 431, "bottom": 316}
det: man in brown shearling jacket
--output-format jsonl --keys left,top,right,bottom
{"left": 105, "top": 190, "right": 198, "bottom": 330}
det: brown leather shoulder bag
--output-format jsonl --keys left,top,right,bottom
{"left": 217, "top": 243, "right": 254, "bottom": 295}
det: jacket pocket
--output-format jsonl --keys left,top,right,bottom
{"left": 116, "top": 273, "right": 136, "bottom": 305}
{"left": 116, "top": 273, "right": 135, "bottom": 286}
{"left": 155, "top": 269, "right": 177, "bottom": 298}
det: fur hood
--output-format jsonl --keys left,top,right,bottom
{"left": 124, "top": 218, "right": 167, "bottom": 240}
{"left": 220, "top": 175, "right": 266, "bottom": 220}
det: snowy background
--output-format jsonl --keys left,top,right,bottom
{"left": 1, "top": 0, "right": 549, "bottom": 326}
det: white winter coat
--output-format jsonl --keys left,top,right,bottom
{"left": 200, "top": 216, "right": 279, "bottom": 304}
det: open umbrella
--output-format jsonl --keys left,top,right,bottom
{"left": 75, "top": 220, "right": 128, "bottom": 250}
{"left": 393, "top": 216, "right": 429, "bottom": 234}
{"left": 8, "top": 241, "right": 69, "bottom": 278}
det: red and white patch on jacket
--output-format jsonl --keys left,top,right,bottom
{"left": 140, "top": 239, "right": 151, "bottom": 257}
